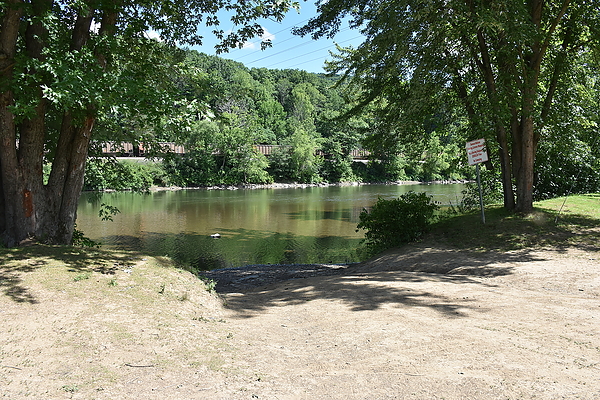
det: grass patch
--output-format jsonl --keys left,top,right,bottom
{"left": 0, "top": 244, "right": 223, "bottom": 309}
{"left": 73, "top": 272, "right": 91, "bottom": 281}
{"left": 433, "top": 194, "right": 600, "bottom": 253}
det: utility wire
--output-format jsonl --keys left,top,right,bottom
{"left": 259, "top": 35, "right": 363, "bottom": 69}
{"left": 242, "top": 26, "right": 352, "bottom": 65}
{"left": 226, "top": 17, "right": 313, "bottom": 60}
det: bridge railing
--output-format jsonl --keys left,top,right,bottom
{"left": 98, "top": 142, "right": 370, "bottom": 160}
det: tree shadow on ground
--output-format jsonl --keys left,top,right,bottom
{"left": 221, "top": 202, "right": 600, "bottom": 319}
{"left": 217, "top": 245, "right": 548, "bottom": 319}
{"left": 435, "top": 205, "right": 600, "bottom": 256}
{"left": 0, "top": 244, "right": 144, "bottom": 304}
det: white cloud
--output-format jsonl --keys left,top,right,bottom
{"left": 241, "top": 26, "right": 275, "bottom": 50}
{"left": 145, "top": 30, "right": 162, "bottom": 41}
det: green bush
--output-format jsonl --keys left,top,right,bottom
{"left": 84, "top": 159, "right": 168, "bottom": 191}
{"left": 455, "top": 169, "right": 503, "bottom": 213}
{"left": 357, "top": 191, "right": 439, "bottom": 252}
{"left": 534, "top": 138, "right": 600, "bottom": 200}
{"left": 162, "top": 151, "right": 218, "bottom": 187}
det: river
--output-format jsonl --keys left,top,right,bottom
{"left": 76, "top": 183, "right": 466, "bottom": 269}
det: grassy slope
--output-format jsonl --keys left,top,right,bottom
{"left": 432, "top": 193, "right": 599, "bottom": 253}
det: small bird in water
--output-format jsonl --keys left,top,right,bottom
{"left": 210, "top": 233, "right": 221, "bottom": 238}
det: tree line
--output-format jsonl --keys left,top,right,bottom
{"left": 1, "top": 0, "right": 599, "bottom": 247}
{"left": 86, "top": 49, "right": 473, "bottom": 190}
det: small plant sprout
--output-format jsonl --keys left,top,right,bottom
{"left": 73, "top": 273, "right": 91, "bottom": 282}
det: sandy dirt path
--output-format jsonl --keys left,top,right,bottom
{"left": 1, "top": 243, "right": 599, "bottom": 399}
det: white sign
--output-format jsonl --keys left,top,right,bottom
{"left": 466, "top": 139, "right": 489, "bottom": 166}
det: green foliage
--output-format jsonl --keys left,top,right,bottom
{"left": 321, "top": 140, "right": 357, "bottom": 182}
{"left": 73, "top": 273, "right": 91, "bottom": 282}
{"left": 454, "top": 169, "right": 504, "bottom": 212}
{"left": 84, "top": 160, "right": 167, "bottom": 191}
{"left": 161, "top": 119, "right": 220, "bottom": 186}
{"left": 267, "top": 129, "right": 324, "bottom": 183}
{"left": 288, "top": 129, "right": 324, "bottom": 183}
{"left": 99, "top": 203, "right": 121, "bottom": 222}
{"left": 71, "top": 226, "right": 101, "bottom": 248}
{"left": 162, "top": 152, "right": 217, "bottom": 187}
{"left": 534, "top": 138, "right": 600, "bottom": 200}
{"left": 357, "top": 191, "right": 440, "bottom": 253}
{"left": 87, "top": 50, "right": 479, "bottom": 189}
{"left": 199, "top": 276, "right": 218, "bottom": 293}
{"left": 415, "top": 137, "right": 465, "bottom": 182}
{"left": 214, "top": 115, "right": 273, "bottom": 184}
{"left": 0, "top": 0, "right": 301, "bottom": 247}
{"left": 295, "top": 0, "right": 600, "bottom": 212}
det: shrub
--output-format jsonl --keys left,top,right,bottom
{"left": 356, "top": 191, "right": 439, "bottom": 252}
{"left": 84, "top": 159, "right": 168, "bottom": 191}
{"left": 456, "top": 169, "right": 503, "bottom": 212}
{"left": 162, "top": 150, "right": 218, "bottom": 187}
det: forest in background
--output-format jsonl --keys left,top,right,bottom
{"left": 83, "top": 49, "right": 476, "bottom": 191}
{"left": 84, "top": 47, "right": 599, "bottom": 203}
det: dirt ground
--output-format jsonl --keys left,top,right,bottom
{"left": 1, "top": 241, "right": 599, "bottom": 399}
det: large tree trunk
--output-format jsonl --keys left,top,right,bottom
{"left": 514, "top": 114, "right": 536, "bottom": 213}
{"left": 0, "top": 3, "right": 114, "bottom": 247}
{"left": 465, "top": 0, "right": 571, "bottom": 214}
{"left": 44, "top": 114, "right": 95, "bottom": 243}
{"left": 19, "top": 0, "right": 52, "bottom": 241}
{"left": 474, "top": 28, "right": 517, "bottom": 211}
{"left": 0, "top": 0, "right": 25, "bottom": 246}
{"left": 494, "top": 124, "right": 516, "bottom": 211}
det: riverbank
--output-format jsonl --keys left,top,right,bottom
{"left": 3, "top": 195, "right": 597, "bottom": 399}
{"left": 146, "top": 180, "right": 470, "bottom": 192}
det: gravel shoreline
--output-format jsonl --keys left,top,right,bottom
{"left": 199, "top": 262, "right": 359, "bottom": 293}
{"left": 147, "top": 180, "right": 472, "bottom": 192}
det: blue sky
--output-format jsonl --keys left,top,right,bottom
{"left": 191, "top": 2, "right": 365, "bottom": 74}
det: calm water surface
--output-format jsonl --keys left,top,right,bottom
{"left": 76, "top": 184, "right": 465, "bottom": 269}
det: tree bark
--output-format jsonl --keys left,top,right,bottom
{"left": 19, "top": 0, "right": 53, "bottom": 240}
{"left": 474, "top": 28, "right": 516, "bottom": 210}
{"left": 43, "top": 6, "right": 119, "bottom": 244}
{"left": 0, "top": 2, "right": 118, "bottom": 246}
{"left": 0, "top": 0, "right": 25, "bottom": 246}
{"left": 43, "top": 8, "right": 96, "bottom": 243}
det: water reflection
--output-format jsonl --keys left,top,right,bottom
{"left": 76, "top": 184, "right": 465, "bottom": 269}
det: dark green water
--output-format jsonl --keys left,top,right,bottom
{"left": 76, "top": 183, "right": 465, "bottom": 269}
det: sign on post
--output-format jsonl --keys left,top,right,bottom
{"left": 466, "top": 138, "right": 489, "bottom": 166}
{"left": 466, "top": 139, "right": 488, "bottom": 224}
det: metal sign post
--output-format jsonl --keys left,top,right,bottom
{"left": 476, "top": 163, "right": 485, "bottom": 224}
{"left": 466, "top": 139, "right": 489, "bottom": 224}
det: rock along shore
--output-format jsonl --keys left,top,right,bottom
{"left": 149, "top": 180, "right": 469, "bottom": 192}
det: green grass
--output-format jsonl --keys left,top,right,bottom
{"left": 433, "top": 194, "right": 599, "bottom": 253}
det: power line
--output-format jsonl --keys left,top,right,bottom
{"left": 259, "top": 35, "right": 363, "bottom": 69}
{"left": 226, "top": 17, "right": 314, "bottom": 60}
{"left": 242, "top": 26, "right": 352, "bottom": 65}
{"left": 197, "top": 9, "right": 364, "bottom": 72}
